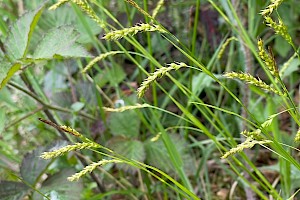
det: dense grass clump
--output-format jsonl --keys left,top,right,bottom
{"left": 1, "top": 0, "right": 300, "bottom": 199}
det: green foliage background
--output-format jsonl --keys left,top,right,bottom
{"left": 0, "top": 0, "right": 300, "bottom": 199}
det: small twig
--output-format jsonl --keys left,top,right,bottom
{"left": 5, "top": 106, "right": 44, "bottom": 130}
{"left": 8, "top": 81, "right": 96, "bottom": 120}
{"left": 17, "top": 0, "right": 24, "bottom": 15}
{"left": 137, "top": 169, "right": 149, "bottom": 200}
{"left": 66, "top": 61, "right": 78, "bottom": 102}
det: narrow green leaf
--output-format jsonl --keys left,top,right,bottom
{"left": 33, "top": 26, "right": 91, "bottom": 59}
{"left": 0, "top": 181, "right": 29, "bottom": 200}
{"left": 0, "top": 61, "right": 21, "bottom": 90}
{"left": 4, "top": 4, "right": 45, "bottom": 61}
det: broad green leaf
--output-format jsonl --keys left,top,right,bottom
{"left": 4, "top": 4, "right": 45, "bottom": 61}
{"left": 108, "top": 137, "right": 145, "bottom": 173}
{"left": 108, "top": 95, "right": 139, "bottom": 138}
{"left": 71, "top": 102, "right": 85, "bottom": 112}
{"left": 42, "top": 5, "right": 101, "bottom": 44}
{"left": 20, "top": 140, "right": 68, "bottom": 186}
{"left": 0, "top": 61, "right": 21, "bottom": 89}
{"left": 145, "top": 134, "right": 195, "bottom": 175}
{"left": 0, "top": 3, "right": 44, "bottom": 90}
{"left": 108, "top": 109, "right": 140, "bottom": 138}
{"left": 43, "top": 64, "right": 69, "bottom": 93}
{"left": 33, "top": 26, "right": 91, "bottom": 59}
{"left": 33, "top": 169, "right": 83, "bottom": 200}
{"left": 0, "top": 181, "right": 29, "bottom": 200}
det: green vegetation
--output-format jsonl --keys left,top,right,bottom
{"left": 1, "top": 0, "right": 300, "bottom": 199}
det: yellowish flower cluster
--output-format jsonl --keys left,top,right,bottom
{"left": 103, "top": 103, "right": 149, "bottom": 112}
{"left": 221, "top": 136, "right": 272, "bottom": 159}
{"left": 40, "top": 142, "right": 99, "bottom": 159}
{"left": 264, "top": 17, "right": 292, "bottom": 45}
{"left": 81, "top": 51, "right": 123, "bottom": 73}
{"left": 260, "top": 0, "right": 284, "bottom": 16}
{"left": 68, "top": 159, "right": 122, "bottom": 181}
{"left": 103, "top": 23, "right": 166, "bottom": 41}
{"left": 137, "top": 62, "right": 188, "bottom": 98}
{"left": 257, "top": 39, "right": 278, "bottom": 76}
{"left": 224, "top": 72, "right": 284, "bottom": 96}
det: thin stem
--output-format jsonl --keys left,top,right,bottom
{"left": 143, "top": 0, "right": 157, "bottom": 106}
{"left": 5, "top": 106, "right": 44, "bottom": 130}
{"left": 7, "top": 81, "right": 96, "bottom": 120}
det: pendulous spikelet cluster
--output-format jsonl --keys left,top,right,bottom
{"left": 261, "top": 114, "right": 277, "bottom": 128}
{"left": 221, "top": 136, "right": 272, "bottom": 159}
{"left": 102, "top": 23, "right": 166, "bottom": 41}
{"left": 294, "top": 128, "right": 300, "bottom": 142}
{"left": 68, "top": 159, "right": 122, "bottom": 181}
{"left": 40, "top": 142, "right": 100, "bottom": 159}
{"left": 137, "top": 62, "right": 188, "bottom": 98}
{"left": 260, "top": 0, "right": 284, "bottom": 16}
{"left": 257, "top": 39, "right": 278, "bottom": 76}
{"left": 59, "top": 125, "right": 81, "bottom": 137}
{"left": 260, "top": 0, "right": 293, "bottom": 46}
{"left": 50, "top": 0, "right": 106, "bottom": 29}
{"left": 81, "top": 51, "right": 123, "bottom": 73}
{"left": 124, "top": 0, "right": 152, "bottom": 19}
{"left": 264, "top": 17, "right": 292, "bottom": 45}
{"left": 103, "top": 103, "right": 149, "bottom": 112}
{"left": 224, "top": 72, "right": 284, "bottom": 96}
{"left": 218, "top": 37, "right": 238, "bottom": 59}
{"left": 152, "top": 0, "right": 165, "bottom": 19}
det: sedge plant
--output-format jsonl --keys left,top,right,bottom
{"left": 38, "top": 0, "right": 300, "bottom": 199}
{"left": 1, "top": 0, "right": 300, "bottom": 199}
